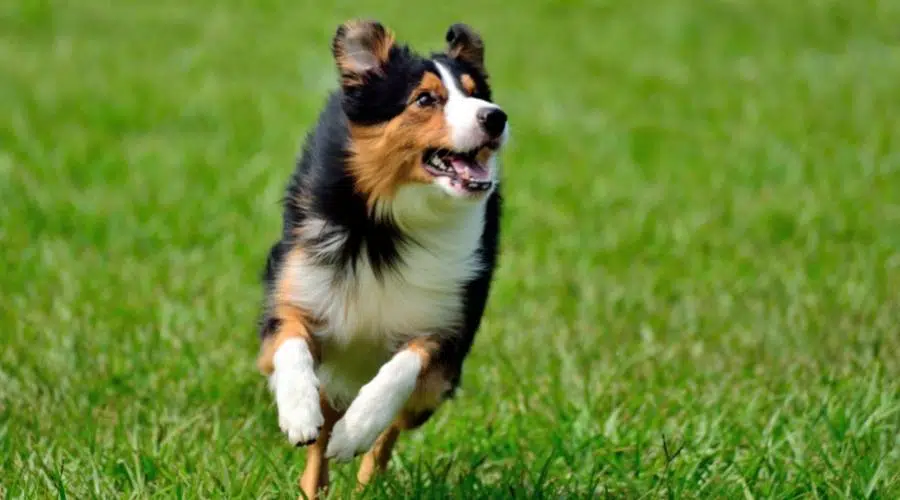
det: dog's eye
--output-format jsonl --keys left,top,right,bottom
{"left": 415, "top": 92, "right": 437, "bottom": 107}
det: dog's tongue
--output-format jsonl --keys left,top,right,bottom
{"left": 450, "top": 157, "right": 491, "bottom": 182}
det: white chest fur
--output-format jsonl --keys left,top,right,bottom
{"left": 283, "top": 185, "right": 489, "bottom": 406}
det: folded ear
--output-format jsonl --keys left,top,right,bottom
{"left": 332, "top": 20, "right": 395, "bottom": 86}
{"left": 445, "top": 23, "right": 485, "bottom": 72}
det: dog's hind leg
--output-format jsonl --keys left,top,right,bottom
{"left": 299, "top": 394, "right": 342, "bottom": 500}
{"left": 356, "top": 424, "right": 401, "bottom": 489}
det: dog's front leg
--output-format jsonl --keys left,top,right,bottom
{"left": 258, "top": 303, "right": 324, "bottom": 447}
{"left": 325, "top": 340, "right": 433, "bottom": 461}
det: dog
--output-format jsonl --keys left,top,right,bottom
{"left": 255, "top": 19, "right": 508, "bottom": 498}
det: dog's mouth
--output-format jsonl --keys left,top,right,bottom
{"left": 422, "top": 146, "right": 495, "bottom": 193}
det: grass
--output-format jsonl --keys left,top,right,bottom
{"left": 2, "top": 0, "right": 900, "bottom": 497}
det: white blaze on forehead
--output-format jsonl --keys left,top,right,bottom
{"left": 434, "top": 61, "right": 498, "bottom": 151}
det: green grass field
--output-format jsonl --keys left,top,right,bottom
{"left": 3, "top": 0, "right": 900, "bottom": 497}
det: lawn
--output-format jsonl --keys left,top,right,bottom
{"left": 2, "top": 0, "right": 900, "bottom": 497}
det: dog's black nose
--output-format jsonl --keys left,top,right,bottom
{"left": 477, "top": 108, "right": 507, "bottom": 138}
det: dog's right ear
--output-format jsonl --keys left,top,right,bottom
{"left": 332, "top": 20, "right": 395, "bottom": 87}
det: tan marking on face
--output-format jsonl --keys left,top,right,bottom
{"left": 347, "top": 71, "right": 455, "bottom": 206}
{"left": 414, "top": 72, "right": 448, "bottom": 103}
{"left": 256, "top": 247, "right": 319, "bottom": 374}
{"left": 460, "top": 74, "right": 476, "bottom": 95}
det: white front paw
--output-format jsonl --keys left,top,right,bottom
{"left": 275, "top": 371, "right": 323, "bottom": 446}
{"left": 325, "top": 392, "right": 386, "bottom": 461}
{"left": 272, "top": 338, "right": 322, "bottom": 446}
{"left": 324, "top": 349, "right": 422, "bottom": 460}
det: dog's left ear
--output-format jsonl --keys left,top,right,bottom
{"left": 332, "top": 20, "right": 396, "bottom": 86}
{"left": 445, "top": 23, "right": 485, "bottom": 73}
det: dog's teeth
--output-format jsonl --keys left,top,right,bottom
{"left": 429, "top": 156, "right": 451, "bottom": 172}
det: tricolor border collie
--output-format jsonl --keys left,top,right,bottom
{"left": 255, "top": 20, "right": 508, "bottom": 498}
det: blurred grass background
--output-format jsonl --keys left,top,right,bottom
{"left": 2, "top": 0, "right": 899, "bottom": 497}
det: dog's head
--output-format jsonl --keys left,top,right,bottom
{"left": 333, "top": 20, "right": 508, "bottom": 207}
